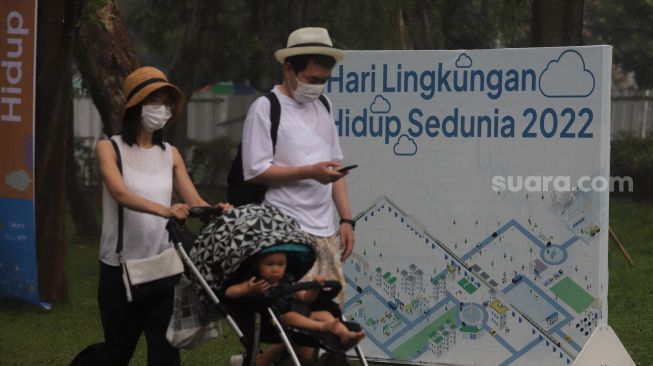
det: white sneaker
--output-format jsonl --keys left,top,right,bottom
{"left": 228, "top": 354, "right": 244, "bottom": 366}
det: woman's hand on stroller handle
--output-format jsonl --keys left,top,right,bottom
{"left": 188, "top": 203, "right": 230, "bottom": 223}
{"left": 165, "top": 203, "right": 190, "bottom": 220}
{"left": 189, "top": 206, "right": 221, "bottom": 217}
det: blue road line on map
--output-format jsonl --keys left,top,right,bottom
{"left": 461, "top": 219, "right": 516, "bottom": 261}
{"left": 510, "top": 220, "right": 547, "bottom": 248}
{"left": 521, "top": 276, "right": 573, "bottom": 324}
{"left": 343, "top": 283, "right": 406, "bottom": 357}
{"left": 461, "top": 219, "right": 581, "bottom": 264}
{"left": 554, "top": 330, "right": 582, "bottom": 353}
{"left": 498, "top": 338, "right": 543, "bottom": 366}
{"left": 502, "top": 276, "right": 574, "bottom": 339}
{"left": 486, "top": 324, "right": 518, "bottom": 355}
{"left": 502, "top": 281, "right": 518, "bottom": 293}
{"left": 345, "top": 214, "right": 584, "bottom": 364}
{"left": 364, "top": 323, "right": 395, "bottom": 358}
{"left": 345, "top": 283, "right": 461, "bottom": 358}
{"left": 344, "top": 281, "right": 409, "bottom": 325}
{"left": 344, "top": 277, "right": 366, "bottom": 309}
{"left": 561, "top": 236, "right": 580, "bottom": 249}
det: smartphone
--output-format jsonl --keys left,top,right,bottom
{"left": 337, "top": 164, "right": 358, "bottom": 173}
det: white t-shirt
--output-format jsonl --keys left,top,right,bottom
{"left": 242, "top": 86, "right": 343, "bottom": 236}
{"left": 99, "top": 135, "right": 173, "bottom": 266}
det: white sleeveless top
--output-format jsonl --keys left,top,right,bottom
{"left": 99, "top": 135, "right": 173, "bottom": 266}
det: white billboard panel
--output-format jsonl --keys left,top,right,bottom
{"left": 328, "top": 46, "right": 612, "bottom": 365}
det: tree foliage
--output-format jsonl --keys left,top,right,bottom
{"left": 585, "top": 0, "right": 653, "bottom": 88}
{"left": 117, "top": 0, "right": 532, "bottom": 92}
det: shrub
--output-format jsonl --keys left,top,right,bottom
{"left": 611, "top": 132, "right": 653, "bottom": 199}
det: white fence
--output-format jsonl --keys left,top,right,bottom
{"left": 74, "top": 90, "right": 652, "bottom": 140}
{"left": 611, "top": 89, "right": 653, "bottom": 138}
{"left": 73, "top": 92, "right": 257, "bottom": 142}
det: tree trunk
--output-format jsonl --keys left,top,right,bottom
{"left": 532, "top": 0, "right": 584, "bottom": 47}
{"left": 395, "top": 0, "right": 407, "bottom": 49}
{"left": 72, "top": 0, "right": 138, "bottom": 242}
{"left": 75, "top": 0, "right": 140, "bottom": 137}
{"left": 167, "top": 0, "right": 216, "bottom": 151}
{"left": 35, "top": 0, "right": 83, "bottom": 301}
{"left": 249, "top": 0, "right": 279, "bottom": 91}
{"left": 66, "top": 96, "right": 100, "bottom": 238}
{"left": 415, "top": 0, "right": 434, "bottom": 50}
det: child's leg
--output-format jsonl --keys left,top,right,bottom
{"left": 308, "top": 310, "right": 336, "bottom": 323}
{"left": 310, "top": 311, "right": 365, "bottom": 346}
{"left": 280, "top": 311, "right": 331, "bottom": 332}
{"left": 255, "top": 344, "right": 283, "bottom": 366}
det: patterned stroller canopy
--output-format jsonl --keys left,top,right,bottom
{"left": 189, "top": 204, "right": 316, "bottom": 294}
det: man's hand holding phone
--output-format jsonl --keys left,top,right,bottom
{"left": 310, "top": 161, "right": 356, "bottom": 184}
{"left": 337, "top": 164, "right": 358, "bottom": 173}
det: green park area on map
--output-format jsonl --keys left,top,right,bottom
{"left": 550, "top": 276, "right": 595, "bottom": 314}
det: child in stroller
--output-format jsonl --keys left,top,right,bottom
{"left": 181, "top": 203, "right": 368, "bottom": 366}
{"left": 225, "top": 249, "right": 366, "bottom": 348}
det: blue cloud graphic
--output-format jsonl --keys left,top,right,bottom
{"left": 455, "top": 53, "right": 473, "bottom": 68}
{"left": 539, "top": 50, "right": 595, "bottom": 98}
{"left": 370, "top": 95, "right": 391, "bottom": 113}
{"left": 393, "top": 134, "right": 417, "bottom": 156}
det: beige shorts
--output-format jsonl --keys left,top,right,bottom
{"left": 300, "top": 234, "right": 345, "bottom": 307}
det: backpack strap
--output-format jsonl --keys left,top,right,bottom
{"left": 263, "top": 92, "right": 281, "bottom": 153}
{"left": 109, "top": 139, "right": 125, "bottom": 254}
{"left": 318, "top": 94, "right": 331, "bottom": 114}
{"left": 262, "top": 92, "right": 330, "bottom": 153}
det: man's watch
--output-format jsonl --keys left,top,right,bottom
{"left": 339, "top": 218, "right": 356, "bottom": 230}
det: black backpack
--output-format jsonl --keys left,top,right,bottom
{"left": 227, "top": 91, "right": 330, "bottom": 206}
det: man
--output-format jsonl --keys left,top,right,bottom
{"left": 242, "top": 27, "right": 355, "bottom": 307}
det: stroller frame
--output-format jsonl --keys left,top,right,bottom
{"left": 167, "top": 208, "right": 369, "bottom": 366}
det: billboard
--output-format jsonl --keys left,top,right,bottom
{"left": 0, "top": 0, "right": 40, "bottom": 306}
{"left": 329, "top": 46, "right": 611, "bottom": 365}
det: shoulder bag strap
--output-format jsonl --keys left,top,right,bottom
{"left": 109, "top": 139, "right": 124, "bottom": 254}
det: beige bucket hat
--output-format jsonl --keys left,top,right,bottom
{"left": 274, "top": 27, "right": 345, "bottom": 64}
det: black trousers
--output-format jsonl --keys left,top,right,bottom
{"left": 97, "top": 262, "right": 180, "bottom": 366}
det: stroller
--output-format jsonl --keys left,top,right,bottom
{"left": 166, "top": 204, "right": 369, "bottom": 366}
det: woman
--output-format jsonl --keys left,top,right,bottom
{"left": 94, "top": 66, "right": 229, "bottom": 365}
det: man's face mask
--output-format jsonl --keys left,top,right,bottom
{"left": 140, "top": 104, "right": 172, "bottom": 132}
{"left": 291, "top": 73, "right": 327, "bottom": 104}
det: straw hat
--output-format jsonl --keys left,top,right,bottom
{"left": 274, "top": 27, "right": 345, "bottom": 64}
{"left": 122, "top": 66, "right": 184, "bottom": 119}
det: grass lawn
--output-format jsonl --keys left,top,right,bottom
{"left": 606, "top": 195, "right": 653, "bottom": 365}
{"left": 0, "top": 195, "right": 651, "bottom": 365}
{"left": 0, "top": 211, "right": 240, "bottom": 365}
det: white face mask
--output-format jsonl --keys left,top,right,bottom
{"left": 140, "top": 104, "right": 172, "bottom": 132}
{"left": 291, "top": 74, "right": 327, "bottom": 104}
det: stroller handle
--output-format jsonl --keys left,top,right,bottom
{"left": 166, "top": 206, "right": 223, "bottom": 247}
{"left": 267, "top": 280, "right": 342, "bottom": 302}
{"left": 189, "top": 206, "right": 223, "bottom": 222}
{"left": 167, "top": 206, "right": 223, "bottom": 230}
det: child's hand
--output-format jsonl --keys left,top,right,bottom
{"left": 215, "top": 202, "right": 233, "bottom": 211}
{"left": 246, "top": 276, "right": 271, "bottom": 294}
{"left": 313, "top": 275, "right": 326, "bottom": 285}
